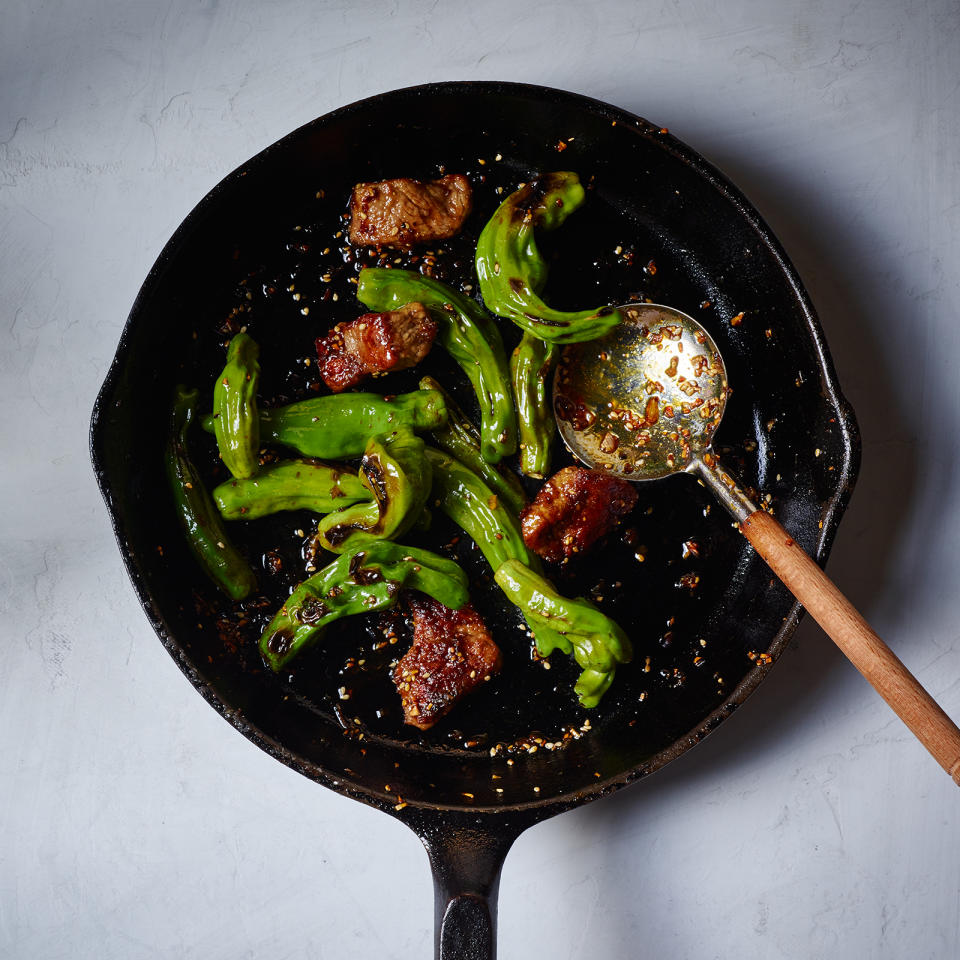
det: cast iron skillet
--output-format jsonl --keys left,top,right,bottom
{"left": 90, "top": 82, "right": 859, "bottom": 958}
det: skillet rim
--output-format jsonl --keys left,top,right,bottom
{"left": 90, "top": 79, "right": 861, "bottom": 819}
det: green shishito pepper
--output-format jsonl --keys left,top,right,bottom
{"left": 213, "top": 332, "right": 261, "bottom": 479}
{"left": 475, "top": 171, "right": 621, "bottom": 344}
{"left": 427, "top": 447, "right": 630, "bottom": 706}
{"left": 166, "top": 385, "right": 257, "bottom": 601}
{"left": 203, "top": 389, "right": 447, "bottom": 459}
{"left": 260, "top": 542, "right": 469, "bottom": 671}
{"left": 494, "top": 560, "right": 632, "bottom": 708}
{"left": 425, "top": 445, "right": 563, "bottom": 650}
{"left": 419, "top": 376, "right": 527, "bottom": 516}
{"left": 511, "top": 333, "right": 560, "bottom": 478}
{"left": 357, "top": 267, "right": 516, "bottom": 464}
{"left": 424, "top": 447, "right": 536, "bottom": 572}
{"left": 213, "top": 460, "right": 371, "bottom": 520}
{"left": 316, "top": 431, "right": 432, "bottom": 553}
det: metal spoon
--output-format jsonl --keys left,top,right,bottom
{"left": 555, "top": 302, "right": 960, "bottom": 784}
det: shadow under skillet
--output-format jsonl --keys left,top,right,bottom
{"left": 558, "top": 126, "right": 941, "bottom": 949}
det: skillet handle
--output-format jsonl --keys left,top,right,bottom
{"left": 741, "top": 509, "right": 960, "bottom": 785}
{"left": 412, "top": 814, "right": 525, "bottom": 960}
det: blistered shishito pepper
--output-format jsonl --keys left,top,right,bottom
{"left": 511, "top": 333, "right": 560, "bottom": 478}
{"left": 419, "top": 376, "right": 527, "bottom": 516}
{"left": 213, "top": 333, "right": 261, "bottom": 479}
{"left": 204, "top": 389, "right": 447, "bottom": 459}
{"left": 494, "top": 559, "right": 632, "bottom": 708}
{"left": 475, "top": 172, "right": 621, "bottom": 344}
{"left": 316, "top": 430, "right": 432, "bottom": 552}
{"left": 423, "top": 446, "right": 563, "bottom": 651}
{"left": 424, "top": 447, "right": 536, "bottom": 572}
{"left": 213, "top": 460, "right": 371, "bottom": 521}
{"left": 426, "top": 447, "right": 628, "bottom": 703}
{"left": 166, "top": 385, "right": 257, "bottom": 600}
{"left": 357, "top": 268, "right": 516, "bottom": 464}
{"left": 260, "top": 542, "right": 469, "bottom": 671}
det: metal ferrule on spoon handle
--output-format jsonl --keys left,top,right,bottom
{"left": 691, "top": 452, "right": 756, "bottom": 523}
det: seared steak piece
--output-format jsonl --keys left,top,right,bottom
{"left": 393, "top": 596, "right": 502, "bottom": 730}
{"left": 349, "top": 175, "right": 472, "bottom": 248}
{"left": 315, "top": 302, "right": 437, "bottom": 392}
{"left": 521, "top": 466, "right": 638, "bottom": 563}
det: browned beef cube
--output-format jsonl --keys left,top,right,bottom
{"left": 349, "top": 175, "right": 472, "bottom": 248}
{"left": 393, "top": 597, "right": 501, "bottom": 730}
{"left": 315, "top": 302, "right": 437, "bottom": 392}
{"left": 520, "top": 466, "right": 638, "bottom": 564}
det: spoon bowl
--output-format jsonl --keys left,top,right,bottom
{"left": 555, "top": 303, "right": 757, "bottom": 519}
{"left": 555, "top": 303, "right": 727, "bottom": 479}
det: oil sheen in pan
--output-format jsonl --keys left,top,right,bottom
{"left": 193, "top": 156, "right": 763, "bottom": 758}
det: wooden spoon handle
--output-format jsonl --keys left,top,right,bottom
{"left": 741, "top": 509, "right": 960, "bottom": 785}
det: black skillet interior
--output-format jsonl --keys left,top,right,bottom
{"left": 91, "top": 82, "right": 859, "bottom": 816}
